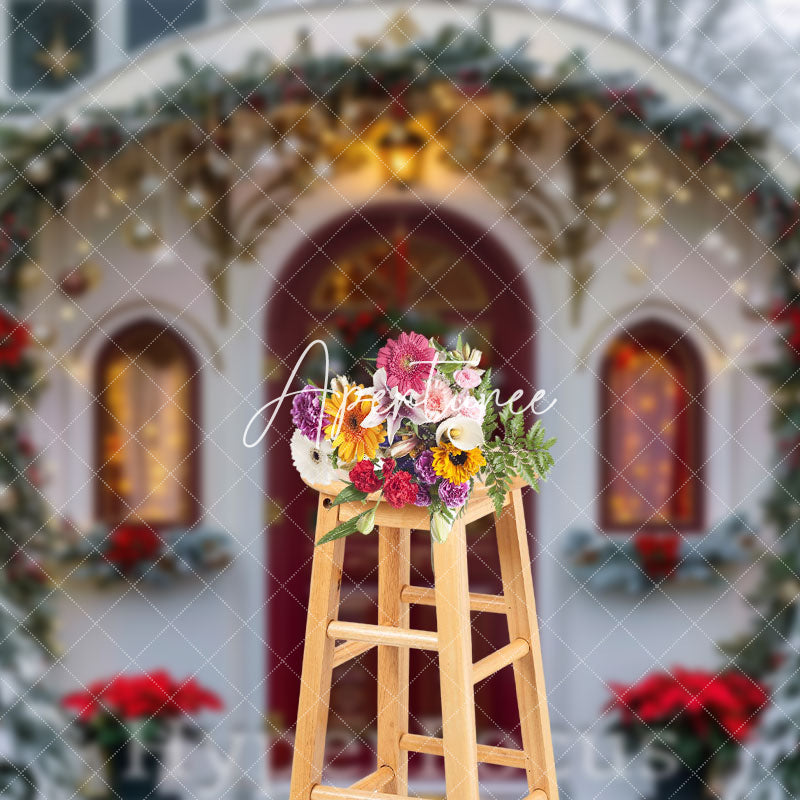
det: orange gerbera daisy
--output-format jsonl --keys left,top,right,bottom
{"left": 324, "top": 383, "right": 385, "bottom": 463}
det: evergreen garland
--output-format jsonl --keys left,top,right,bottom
{"left": 0, "top": 214, "right": 76, "bottom": 795}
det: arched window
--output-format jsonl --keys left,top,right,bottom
{"left": 95, "top": 322, "right": 200, "bottom": 527}
{"left": 599, "top": 321, "right": 704, "bottom": 532}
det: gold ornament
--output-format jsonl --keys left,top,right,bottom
{"left": 24, "top": 156, "right": 52, "bottom": 185}
{"left": 34, "top": 26, "right": 83, "bottom": 81}
{"left": 627, "top": 264, "right": 648, "bottom": 284}
{"left": 0, "top": 484, "right": 17, "bottom": 513}
{"left": 18, "top": 261, "right": 42, "bottom": 289}
{"left": 780, "top": 579, "right": 800, "bottom": 604}
{"left": 125, "top": 219, "right": 160, "bottom": 250}
{"left": 31, "top": 323, "right": 56, "bottom": 348}
{"left": 0, "top": 401, "right": 14, "bottom": 429}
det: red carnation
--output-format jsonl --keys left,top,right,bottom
{"left": 349, "top": 459, "right": 382, "bottom": 493}
{"left": 383, "top": 470, "right": 417, "bottom": 509}
{"left": 381, "top": 458, "right": 396, "bottom": 478}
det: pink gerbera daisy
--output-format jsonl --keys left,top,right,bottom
{"left": 376, "top": 332, "right": 436, "bottom": 395}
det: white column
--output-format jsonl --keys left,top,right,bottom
{"left": 0, "top": 5, "right": 12, "bottom": 105}
{"left": 94, "top": 0, "right": 128, "bottom": 77}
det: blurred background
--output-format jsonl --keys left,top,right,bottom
{"left": 2, "top": 1, "right": 800, "bottom": 799}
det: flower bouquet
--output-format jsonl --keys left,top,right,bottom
{"left": 288, "top": 332, "right": 556, "bottom": 544}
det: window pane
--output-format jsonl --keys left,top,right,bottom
{"left": 96, "top": 324, "right": 199, "bottom": 527}
{"left": 601, "top": 325, "right": 703, "bottom": 531}
{"left": 125, "top": 0, "right": 206, "bottom": 51}
{"left": 9, "top": 0, "right": 95, "bottom": 91}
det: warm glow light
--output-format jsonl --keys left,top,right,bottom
{"left": 377, "top": 122, "right": 426, "bottom": 185}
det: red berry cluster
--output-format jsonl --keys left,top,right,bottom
{"left": 0, "top": 312, "right": 29, "bottom": 367}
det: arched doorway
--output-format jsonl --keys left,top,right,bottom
{"left": 264, "top": 203, "right": 537, "bottom": 777}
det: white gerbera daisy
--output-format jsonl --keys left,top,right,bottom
{"left": 290, "top": 429, "right": 336, "bottom": 485}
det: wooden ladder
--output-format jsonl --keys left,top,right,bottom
{"left": 288, "top": 480, "right": 559, "bottom": 800}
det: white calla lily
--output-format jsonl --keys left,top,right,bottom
{"left": 435, "top": 415, "right": 484, "bottom": 450}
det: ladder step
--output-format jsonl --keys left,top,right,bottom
{"left": 399, "top": 733, "right": 527, "bottom": 769}
{"left": 472, "top": 637, "right": 530, "bottom": 684}
{"left": 400, "top": 584, "right": 508, "bottom": 614}
{"left": 327, "top": 620, "right": 438, "bottom": 651}
{"left": 312, "top": 787, "right": 435, "bottom": 800}
{"left": 331, "top": 640, "right": 375, "bottom": 668}
{"left": 349, "top": 765, "right": 394, "bottom": 791}
{"left": 526, "top": 792, "right": 548, "bottom": 800}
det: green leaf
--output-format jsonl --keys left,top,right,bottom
{"left": 330, "top": 484, "right": 369, "bottom": 506}
{"left": 509, "top": 409, "right": 524, "bottom": 440}
{"left": 316, "top": 510, "right": 373, "bottom": 545}
{"left": 482, "top": 399, "right": 499, "bottom": 440}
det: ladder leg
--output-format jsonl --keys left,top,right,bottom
{"left": 377, "top": 526, "right": 411, "bottom": 794}
{"left": 289, "top": 496, "right": 346, "bottom": 800}
{"left": 433, "top": 519, "right": 480, "bottom": 800}
{"left": 495, "top": 489, "right": 559, "bottom": 800}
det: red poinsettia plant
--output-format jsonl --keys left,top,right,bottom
{"left": 104, "top": 524, "right": 163, "bottom": 572}
{"left": 62, "top": 670, "right": 223, "bottom": 747}
{"left": 607, "top": 668, "right": 768, "bottom": 768}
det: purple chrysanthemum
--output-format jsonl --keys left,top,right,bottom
{"left": 291, "top": 385, "right": 329, "bottom": 441}
{"left": 414, "top": 450, "right": 437, "bottom": 485}
{"left": 414, "top": 484, "right": 432, "bottom": 507}
{"left": 438, "top": 480, "right": 470, "bottom": 509}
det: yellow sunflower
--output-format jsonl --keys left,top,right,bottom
{"left": 431, "top": 442, "right": 486, "bottom": 484}
{"left": 324, "top": 383, "right": 384, "bottom": 463}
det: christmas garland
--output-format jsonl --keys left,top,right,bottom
{"left": 0, "top": 21, "right": 795, "bottom": 257}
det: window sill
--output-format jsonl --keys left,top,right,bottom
{"left": 53, "top": 523, "right": 232, "bottom": 588}
{"left": 562, "top": 514, "right": 757, "bottom": 595}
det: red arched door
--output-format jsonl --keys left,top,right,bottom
{"left": 264, "top": 203, "right": 536, "bottom": 777}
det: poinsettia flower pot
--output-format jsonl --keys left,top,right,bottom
{"left": 104, "top": 740, "right": 179, "bottom": 800}
{"left": 650, "top": 762, "right": 710, "bottom": 800}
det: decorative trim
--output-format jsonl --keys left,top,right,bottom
{"left": 575, "top": 299, "right": 727, "bottom": 368}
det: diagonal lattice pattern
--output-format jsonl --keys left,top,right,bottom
{"left": 1, "top": 1, "right": 798, "bottom": 800}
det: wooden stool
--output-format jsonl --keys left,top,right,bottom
{"left": 289, "top": 477, "right": 558, "bottom": 800}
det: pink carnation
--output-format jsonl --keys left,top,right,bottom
{"left": 454, "top": 368, "right": 482, "bottom": 389}
{"left": 376, "top": 332, "right": 436, "bottom": 395}
{"left": 453, "top": 392, "right": 486, "bottom": 422}
{"left": 421, "top": 376, "right": 454, "bottom": 422}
